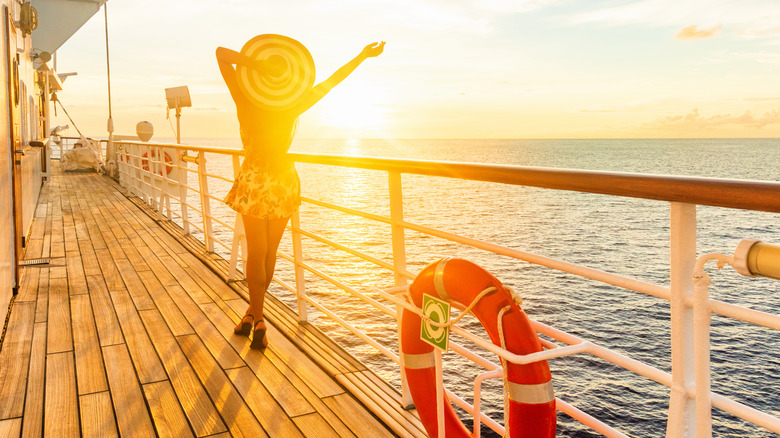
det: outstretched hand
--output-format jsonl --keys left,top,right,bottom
{"left": 361, "top": 41, "right": 386, "bottom": 58}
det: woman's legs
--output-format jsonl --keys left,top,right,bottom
{"left": 241, "top": 214, "right": 290, "bottom": 322}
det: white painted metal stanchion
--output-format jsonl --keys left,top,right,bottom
{"left": 667, "top": 202, "right": 698, "bottom": 437}
{"left": 389, "top": 171, "right": 413, "bottom": 408}
{"left": 435, "top": 348, "right": 445, "bottom": 438}
{"left": 291, "top": 210, "right": 308, "bottom": 322}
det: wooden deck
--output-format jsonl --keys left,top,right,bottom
{"left": 0, "top": 167, "right": 426, "bottom": 437}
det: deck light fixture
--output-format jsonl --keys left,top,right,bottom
{"left": 732, "top": 239, "right": 780, "bottom": 280}
{"left": 165, "top": 85, "right": 191, "bottom": 144}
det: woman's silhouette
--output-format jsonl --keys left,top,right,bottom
{"left": 217, "top": 37, "right": 385, "bottom": 349}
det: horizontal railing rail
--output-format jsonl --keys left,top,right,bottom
{"left": 109, "top": 139, "right": 780, "bottom": 437}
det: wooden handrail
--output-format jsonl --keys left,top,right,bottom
{"left": 289, "top": 153, "right": 780, "bottom": 214}
{"left": 108, "top": 140, "right": 780, "bottom": 213}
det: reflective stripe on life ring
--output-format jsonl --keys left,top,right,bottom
{"left": 400, "top": 258, "right": 556, "bottom": 438}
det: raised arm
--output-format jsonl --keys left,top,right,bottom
{"left": 216, "top": 47, "right": 245, "bottom": 102}
{"left": 296, "top": 41, "right": 385, "bottom": 113}
{"left": 216, "top": 46, "right": 286, "bottom": 103}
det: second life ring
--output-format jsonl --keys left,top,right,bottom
{"left": 140, "top": 149, "right": 174, "bottom": 176}
{"left": 401, "top": 258, "right": 556, "bottom": 437}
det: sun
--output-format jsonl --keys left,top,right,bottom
{"left": 319, "top": 82, "right": 387, "bottom": 133}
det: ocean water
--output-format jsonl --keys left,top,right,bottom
{"left": 180, "top": 138, "right": 780, "bottom": 437}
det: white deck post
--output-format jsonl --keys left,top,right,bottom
{"left": 156, "top": 145, "right": 166, "bottom": 220}
{"left": 228, "top": 155, "right": 244, "bottom": 281}
{"left": 197, "top": 151, "right": 215, "bottom": 252}
{"left": 693, "top": 271, "right": 712, "bottom": 437}
{"left": 291, "top": 210, "right": 308, "bottom": 322}
{"left": 135, "top": 144, "right": 146, "bottom": 202}
{"left": 667, "top": 202, "right": 697, "bottom": 437}
{"left": 388, "top": 171, "right": 413, "bottom": 408}
{"left": 178, "top": 151, "right": 190, "bottom": 234}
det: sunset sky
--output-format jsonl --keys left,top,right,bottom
{"left": 50, "top": 0, "right": 780, "bottom": 140}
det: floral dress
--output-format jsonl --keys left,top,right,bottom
{"left": 224, "top": 157, "right": 301, "bottom": 219}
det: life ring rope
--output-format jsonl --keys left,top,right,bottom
{"left": 402, "top": 285, "right": 496, "bottom": 329}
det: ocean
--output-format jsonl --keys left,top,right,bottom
{"left": 179, "top": 138, "right": 779, "bottom": 437}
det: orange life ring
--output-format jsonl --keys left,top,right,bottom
{"left": 401, "top": 258, "right": 556, "bottom": 437}
{"left": 140, "top": 150, "right": 174, "bottom": 176}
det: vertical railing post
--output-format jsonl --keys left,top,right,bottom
{"left": 228, "top": 155, "right": 244, "bottom": 280}
{"left": 197, "top": 151, "right": 215, "bottom": 253}
{"left": 134, "top": 144, "right": 146, "bottom": 202}
{"left": 162, "top": 148, "right": 172, "bottom": 220}
{"left": 667, "top": 202, "right": 698, "bottom": 437}
{"left": 693, "top": 270, "right": 712, "bottom": 437}
{"left": 291, "top": 210, "right": 308, "bottom": 322}
{"left": 116, "top": 143, "right": 125, "bottom": 188}
{"left": 155, "top": 145, "right": 166, "bottom": 220}
{"left": 389, "top": 170, "right": 413, "bottom": 408}
{"left": 178, "top": 151, "right": 190, "bottom": 234}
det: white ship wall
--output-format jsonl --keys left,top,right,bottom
{"left": 1, "top": 0, "right": 47, "bottom": 326}
{"left": 0, "top": 1, "right": 14, "bottom": 321}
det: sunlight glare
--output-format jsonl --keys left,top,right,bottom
{"left": 320, "top": 82, "right": 387, "bottom": 132}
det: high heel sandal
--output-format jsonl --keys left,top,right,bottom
{"left": 234, "top": 314, "right": 254, "bottom": 336}
{"left": 250, "top": 320, "right": 268, "bottom": 350}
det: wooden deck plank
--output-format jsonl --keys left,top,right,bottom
{"left": 336, "top": 372, "right": 426, "bottom": 438}
{"left": 79, "top": 239, "right": 102, "bottom": 277}
{"left": 24, "top": 237, "right": 43, "bottom": 259}
{"left": 50, "top": 206, "right": 65, "bottom": 259}
{"left": 44, "top": 352, "right": 79, "bottom": 437}
{"left": 102, "top": 344, "right": 157, "bottom": 437}
{"left": 118, "top": 237, "right": 152, "bottom": 271}
{"left": 143, "top": 380, "right": 196, "bottom": 438}
{"left": 140, "top": 309, "right": 227, "bottom": 437}
{"left": 47, "top": 276, "right": 73, "bottom": 353}
{"left": 15, "top": 266, "right": 39, "bottom": 302}
{"left": 164, "top": 285, "right": 244, "bottom": 370}
{"left": 0, "top": 302, "right": 35, "bottom": 419}
{"left": 227, "top": 297, "right": 356, "bottom": 377}
{"left": 110, "top": 289, "right": 167, "bottom": 383}
{"left": 41, "top": 234, "right": 52, "bottom": 259}
{"left": 22, "top": 323, "right": 46, "bottom": 438}
{"left": 157, "top": 255, "right": 214, "bottom": 304}
{"left": 86, "top": 274, "right": 124, "bottom": 346}
{"left": 79, "top": 391, "right": 119, "bottom": 438}
{"left": 225, "top": 366, "right": 304, "bottom": 438}
{"left": 137, "top": 270, "right": 194, "bottom": 337}
{"left": 50, "top": 265, "right": 67, "bottom": 278}
{"left": 198, "top": 304, "right": 315, "bottom": 418}
{"left": 292, "top": 413, "right": 344, "bottom": 438}
{"left": 0, "top": 418, "right": 22, "bottom": 437}
{"left": 71, "top": 294, "right": 109, "bottom": 394}
{"left": 95, "top": 248, "right": 125, "bottom": 292}
{"left": 200, "top": 309, "right": 358, "bottom": 438}
{"left": 34, "top": 268, "right": 49, "bottom": 323}
{"left": 203, "top": 302, "right": 345, "bottom": 399}
{"left": 177, "top": 335, "right": 268, "bottom": 438}
{"left": 146, "top": 253, "right": 180, "bottom": 288}
{"left": 66, "top": 251, "right": 88, "bottom": 295}
{"left": 323, "top": 393, "right": 396, "bottom": 438}
{"left": 113, "top": 258, "right": 155, "bottom": 310}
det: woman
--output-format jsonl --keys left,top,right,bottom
{"left": 217, "top": 38, "right": 385, "bottom": 349}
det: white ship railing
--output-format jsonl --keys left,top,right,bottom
{"left": 112, "top": 140, "right": 780, "bottom": 437}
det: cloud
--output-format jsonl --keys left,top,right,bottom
{"left": 644, "top": 107, "right": 780, "bottom": 130}
{"left": 736, "top": 23, "right": 780, "bottom": 38}
{"left": 565, "top": 0, "right": 780, "bottom": 42}
{"left": 675, "top": 24, "right": 722, "bottom": 40}
{"left": 744, "top": 97, "right": 780, "bottom": 102}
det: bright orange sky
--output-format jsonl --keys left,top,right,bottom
{"left": 49, "top": 0, "right": 780, "bottom": 141}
